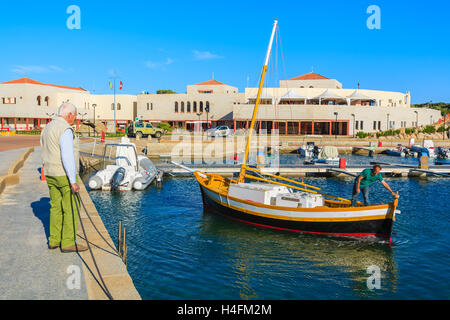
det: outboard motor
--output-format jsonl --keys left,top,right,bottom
{"left": 111, "top": 167, "right": 126, "bottom": 191}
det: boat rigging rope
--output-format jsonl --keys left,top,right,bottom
{"left": 71, "top": 189, "right": 115, "bottom": 300}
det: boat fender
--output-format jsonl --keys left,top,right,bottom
{"left": 88, "top": 175, "right": 103, "bottom": 190}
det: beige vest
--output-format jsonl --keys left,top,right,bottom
{"left": 41, "top": 117, "right": 80, "bottom": 177}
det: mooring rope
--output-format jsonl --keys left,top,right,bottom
{"left": 72, "top": 189, "right": 114, "bottom": 300}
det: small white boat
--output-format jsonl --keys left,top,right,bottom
{"left": 88, "top": 137, "right": 162, "bottom": 191}
{"left": 304, "top": 146, "right": 340, "bottom": 165}
{"left": 297, "top": 142, "right": 320, "bottom": 158}
{"left": 411, "top": 139, "right": 436, "bottom": 158}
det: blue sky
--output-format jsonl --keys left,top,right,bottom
{"left": 1, "top": 0, "right": 449, "bottom": 103}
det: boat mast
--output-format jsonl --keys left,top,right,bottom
{"left": 238, "top": 19, "right": 278, "bottom": 183}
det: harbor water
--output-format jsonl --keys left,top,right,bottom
{"left": 86, "top": 154, "right": 450, "bottom": 299}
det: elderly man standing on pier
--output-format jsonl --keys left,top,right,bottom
{"left": 40, "top": 103, "right": 87, "bottom": 252}
{"left": 351, "top": 164, "right": 397, "bottom": 206}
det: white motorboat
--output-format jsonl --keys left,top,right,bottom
{"left": 88, "top": 137, "right": 162, "bottom": 191}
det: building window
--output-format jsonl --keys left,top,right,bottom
{"left": 2, "top": 97, "right": 16, "bottom": 104}
{"left": 147, "top": 103, "right": 150, "bottom": 110}
{"left": 373, "top": 121, "right": 377, "bottom": 130}
{"left": 309, "top": 86, "right": 314, "bottom": 88}
{"left": 117, "top": 103, "right": 121, "bottom": 110}
{"left": 206, "top": 101, "right": 210, "bottom": 112}
{"left": 355, "top": 121, "right": 359, "bottom": 130}
{"left": 151, "top": 103, "right": 153, "bottom": 110}
{"left": 193, "top": 102, "right": 197, "bottom": 113}
{"left": 44, "top": 96, "right": 49, "bottom": 106}
{"left": 37, "top": 96, "right": 42, "bottom": 106}
{"left": 187, "top": 102, "right": 191, "bottom": 113}
{"left": 200, "top": 101, "right": 203, "bottom": 113}
{"left": 175, "top": 102, "right": 179, "bottom": 113}
{"left": 181, "top": 102, "right": 185, "bottom": 113}
{"left": 378, "top": 121, "right": 381, "bottom": 130}
{"left": 360, "top": 121, "right": 364, "bottom": 130}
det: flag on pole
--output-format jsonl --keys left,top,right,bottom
{"left": 119, "top": 81, "right": 123, "bottom": 90}
{"left": 109, "top": 81, "right": 113, "bottom": 90}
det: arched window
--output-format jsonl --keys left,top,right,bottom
{"left": 309, "top": 86, "right": 314, "bottom": 88}
{"left": 187, "top": 102, "right": 191, "bottom": 113}
{"left": 44, "top": 96, "right": 49, "bottom": 106}
{"left": 206, "top": 101, "right": 210, "bottom": 112}
{"left": 175, "top": 102, "right": 179, "bottom": 113}
{"left": 37, "top": 96, "right": 41, "bottom": 106}
{"left": 117, "top": 103, "right": 121, "bottom": 110}
{"left": 200, "top": 101, "right": 204, "bottom": 112}
{"left": 181, "top": 102, "right": 184, "bottom": 113}
{"left": 147, "top": 103, "right": 150, "bottom": 110}
{"left": 193, "top": 102, "right": 197, "bottom": 113}
{"left": 111, "top": 103, "right": 114, "bottom": 110}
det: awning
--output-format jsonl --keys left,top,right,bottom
{"left": 347, "top": 90, "right": 375, "bottom": 100}
{"left": 312, "top": 89, "right": 346, "bottom": 100}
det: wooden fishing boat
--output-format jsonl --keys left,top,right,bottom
{"left": 191, "top": 20, "right": 399, "bottom": 242}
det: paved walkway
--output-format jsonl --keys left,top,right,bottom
{"left": 0, "top": 148, "right": 29, "bottom": 176}
{"left": 0, "top": 136, "right": 41, "bottom": 152}
{"left": 0, "top": 148, "right": 88, "bottom": 299}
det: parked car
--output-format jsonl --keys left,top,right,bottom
{"left": 127, "top": 121, "right": 166, "bottom": 139}
{"left": 206, "top": 126, "right": 233, "bottom": 137}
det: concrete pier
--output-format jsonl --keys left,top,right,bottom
{"left": 0, "top": 147, "right": 140, "bottom": 300}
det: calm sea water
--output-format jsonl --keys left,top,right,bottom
{"left": 87, "top": 155, "right": 450, "bottom": 299}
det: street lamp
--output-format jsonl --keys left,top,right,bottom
{"left": 196, "top": 112, "right": 203, "bottom": 132}
{"left": 387, "top": 113, "right": 390, "bottom": 131}
{"left": 92, "top": 104, "right": 97, "bottom": 137}
{"left": 333, "top": 112, "right": 338, "bottom": 139}
{"left": 351, "top": 113, "right": 355, "bottom": 138}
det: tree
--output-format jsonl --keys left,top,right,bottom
{"left": 156, "top": 90, "right": 177, "bottom": 94}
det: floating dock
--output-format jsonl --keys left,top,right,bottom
{"left": 156, "top": 162, "right": 450, "bottom": 178}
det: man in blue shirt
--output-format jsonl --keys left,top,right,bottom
{"left": 351, "top": 164, "right": 397, "bottom": 206}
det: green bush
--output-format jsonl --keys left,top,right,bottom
{"left": 376, "top": 129, "right": 399, "bottom": 137}
{"left": 16, "top": 130, "right": 41, "bottom": 135}
{"left": 356, "top": 131, "right": 371, "bottom": 138}
{"left": 437, "top": 126, "right": 446, "bottom": 133}
{"left": 421, "top": 125, "right": 436, "bottom": 134}
{"left": 157, "top": 122, "right": 172, "bottom": 132}
{"left": 405, "top": 128, "right": 416, "bottom": 135}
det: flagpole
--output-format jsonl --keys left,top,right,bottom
{"left": 114, "top": 77, "right": 116, "bottom": 134}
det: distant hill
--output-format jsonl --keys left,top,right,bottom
{"left": 412, "top": 102, "right": 449, "bottom": 115}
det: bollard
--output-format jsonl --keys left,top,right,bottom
{"left": 419, "top": 155, "right": 429, "bottom": 170}
{"left": 40, "top": 167, "right": 46, "bottom": 181}
{"left": 339, "top": 158, "right": 346, "bottom": 169}
{"left": 256, "top": 149, "right": 265, "bottom": 169}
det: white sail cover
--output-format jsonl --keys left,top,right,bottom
{"left": 318, "top": 146, "right": 339, "bottom": 159}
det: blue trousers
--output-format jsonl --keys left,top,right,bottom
{"left": 351, "top": 182, "right": 370, "bottom": 206}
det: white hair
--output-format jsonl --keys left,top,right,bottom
{"left": 57, "top": 102, "right": 77, "bottom": 117}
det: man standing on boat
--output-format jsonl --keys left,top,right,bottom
{"left": 41, "top": 103, "right": 87, "bottom": 253}
{"left": 351, "top": 165, "right": 397, "bottom": 206}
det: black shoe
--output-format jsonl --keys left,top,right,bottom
{"left": 48, "top": 244, "right": 60, "bottom": 249}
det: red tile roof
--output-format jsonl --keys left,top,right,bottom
{"left": 193, "top": 79, "right": 226, "bottom": 86}
{"left": 289, "top": 72, "right": 329, "bottom": 80}
{"left": 2, "top": 77, "right": 87, "bottom": 91}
